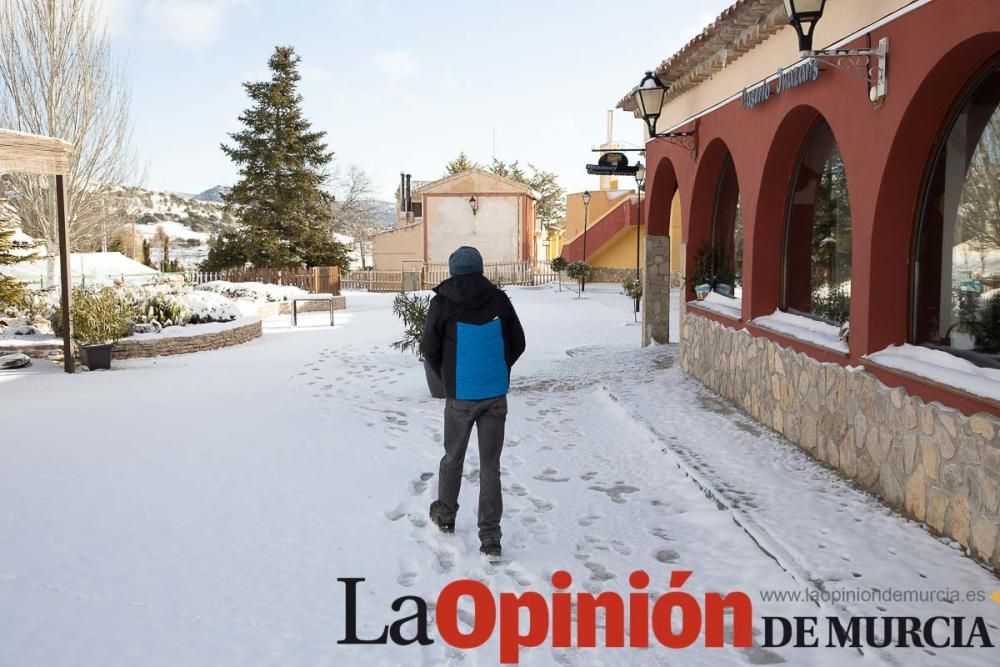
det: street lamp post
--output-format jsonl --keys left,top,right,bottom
{"left": 634, "top": 162, "right": 645, "bottom": 314}
{"left": 582, "top": 190, "right": 591, "bottom": 293}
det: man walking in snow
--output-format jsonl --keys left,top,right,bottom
{"left": 421, "top": 246, "right": 526, "bottom": 560}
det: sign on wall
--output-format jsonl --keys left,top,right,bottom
{"left": 742, "top": 58, "right": 821, "bottom": 110}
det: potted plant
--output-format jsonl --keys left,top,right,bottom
{"left": 69, "top": 287, "right": 131, "bottom": 370}
{"left": 391, "top": 292, "right": 444, "bottom": 398}
{"left": 688, "top": 245, "right": 737, "bottom": 300}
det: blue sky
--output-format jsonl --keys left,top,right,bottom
{"left": 101, "top": 0, "right": 733, "bottom": 200}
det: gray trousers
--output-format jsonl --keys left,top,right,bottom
{"left": 437, "top": 395, "right": 508, "bottom": 540}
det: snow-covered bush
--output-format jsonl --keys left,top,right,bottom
{"left": 179, "top": 291, "right": 240, "bottom": 324}
{"left": 194, "top": 280, "right": 307, "bottom": 302}
{"left": 52, "top": 287, "right": 131, "bottom": 344}
{"left": 120, "top": 291, "right": 191, "bottom": 328}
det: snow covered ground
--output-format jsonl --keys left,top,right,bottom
{"left": 0, "top": 285, "right": 998, "bottom": 666}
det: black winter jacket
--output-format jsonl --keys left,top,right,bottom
{"left": 420, "top": 274, "right": 526, "bottom": 400}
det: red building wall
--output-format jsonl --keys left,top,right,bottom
{"left": 561, "top": 199, "right": 638, "bottom": 263}
{"left": 643, "top": 0, "right": 1000, "bottom": 415}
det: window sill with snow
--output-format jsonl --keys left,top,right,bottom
{"left": 865, "top": 344, "right": 1000, "bottom": 406}
{"left": 751, "top": 310, "right": 849, "bottom": 355}
{"left": 688, "top": 291, "right": 742, "bottom": 321}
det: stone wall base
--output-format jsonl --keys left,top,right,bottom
{"left": 580, "top": 268, "right": 681, "bottom": 288}
{"left": 587, "top": 267, "right": 642, "bottom": 284}
{"left": 681, "top": 311, "right": 1000, "bottom": 572}
{"left": 0, "top": 319, "right": 264, "bottom": 364}
{"left": 112, "top": 319, "right": 262, "bottom": 359}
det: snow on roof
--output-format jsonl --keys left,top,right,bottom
{"left": 2, "top": 252, "right": 158, "bottom": 281}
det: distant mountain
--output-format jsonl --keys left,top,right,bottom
{"left": 192, "top": 185, "right": 231, "bottom": 203}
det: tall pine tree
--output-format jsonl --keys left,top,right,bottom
{"left": 207, "top": 46, "right": 349, "bottom": 271}
{"left": 444, "top": 151, "right": 477, "bottom": 175}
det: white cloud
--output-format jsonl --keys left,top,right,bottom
{"left": 143, "top": 0, "right": 246, "bottom": 48}
{"left": 374, "top": 48, "right": 418, "bottom": 78}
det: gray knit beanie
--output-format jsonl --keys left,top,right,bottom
{"left": 448, "top": 246, "right": 484, "bottom": 276}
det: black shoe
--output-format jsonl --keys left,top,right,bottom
{"left": 479, "top": 536, "right": 502, "bottom": 560}
{"left": 429, "top": 501, "right": 454, "bottom": 534}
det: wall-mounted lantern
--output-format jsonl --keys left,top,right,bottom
{"left": 468, "top": 195, "right": 479, "bottom": 216}
{"left": 782, "top": 0, "right": 888, "bottom": 103}
{"left": 630, "top": 71, "right": 697, "bottom": 156}
{"left": 783, "top": 0, "right": 826, "bottom": 53}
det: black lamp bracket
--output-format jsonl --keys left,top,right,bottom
{"left": 650, "top": 119, "right": 698, "bottom": 159}
{"left": 804, "top": 36, "right": 888, "bottom": 103}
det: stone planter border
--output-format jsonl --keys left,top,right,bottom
{"left": 0, "top": 318, "right": 262, "bottom": 362}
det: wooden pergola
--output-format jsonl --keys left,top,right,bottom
{"left": 0, "top": 128, "right": 76, "bottom": 373}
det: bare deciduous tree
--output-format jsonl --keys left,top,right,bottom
{"left": 0, "top": 0, "right": 138, "bottom": 256}
{"left": 331, "top": 164, "right": 377, "bottom": 269}
{"left": 960, "top": 115, "right": 1000, "bottom": 256}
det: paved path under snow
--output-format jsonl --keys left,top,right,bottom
{"left": 0, "top": 286, "right": 997, "bottom": 666}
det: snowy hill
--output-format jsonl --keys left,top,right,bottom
{"left": 124, "top": 187, "right": 229, "bottom": 268}
{"left": 193, "top": 185, "right": 231, "bottom": 203}
{"left": 127, "top": 187, "right": 227, "bottom": 235}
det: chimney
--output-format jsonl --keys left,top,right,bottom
{"left": 399, "top": 173, "right": 406, "bottom": 211}
{"left": 405, "top": 174, "right": 412, "bottom": 213}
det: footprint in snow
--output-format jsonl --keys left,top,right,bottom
{"left": 648, "top": 527, "right": 672, "bottom": 541}
{"left": 506, "top": 483, "right": 528, "bottom": 497}
{"left": 584, "top": 561, "right": 616, "bottom": 582}
{"left": 397, "top": 558, "right": 419, "bottom": 587}
{"left": 533, "top": 467, "right": 570, "bottom": 483}
{"left": 410, "top": 473, "right": 433, "bottom": 495}
{"left": 385, "top": 506, "right": 406, "bottom": 522}
{"left": 655, "top": 548, "right": 680, "bottom": 564}
{"left": 587, "top": 483, "right": 640, "bottom": 504}
{"left": 528, "top": 496, "right": 555, "bottom": 513}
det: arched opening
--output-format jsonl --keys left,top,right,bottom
{"left": 645, "top": 157, "right": 678, "bottom": 237}
{"left": 865, "top": 32, "right": 1000, "bottom": 356}
{"left": 710, "top": 154, "right": 743, "bottom": 299}
{"left": 782, "top": 119, "right": 852, "bottom": 325}
{"left": 748, "top": 105, "right": 823, "bottom": 320}
{"left": 685, "top": 138, "right": 734, "bottom": 303}
{"left": 913, "top": 58, "right": 1000, "bottom": 366}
